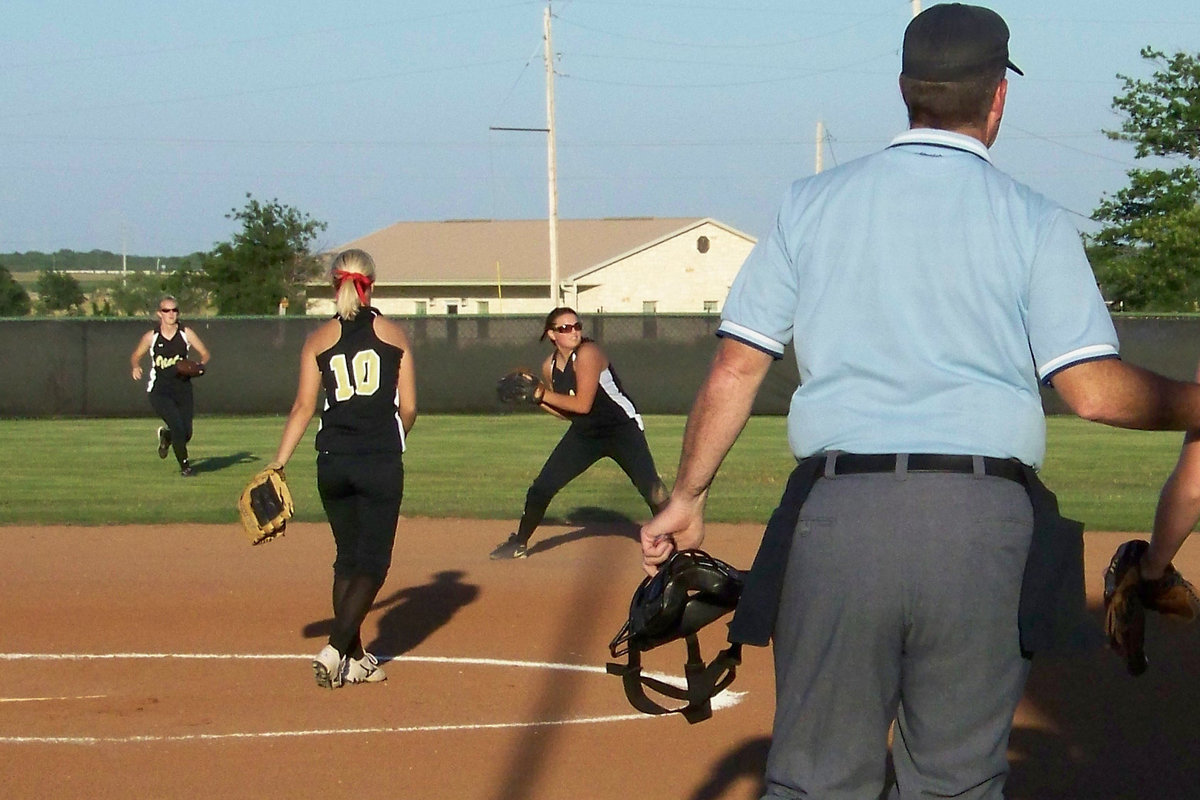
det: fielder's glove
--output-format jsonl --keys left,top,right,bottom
{"left": 496, "top": 369, "right": 545, "bottom": 405}
{"left": 1103, "top": 538, "right": 1200, "bottom": 676}
{"left": 175, "top": 358, "right": 205, "bottom": 378}
{"left": 237, "top": 464, "right": 294, "bottom": 545}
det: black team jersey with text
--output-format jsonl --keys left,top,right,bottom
{"left": 146, "top": 326, "right": 194, "bottom": 394}
{"left": 315, "top": 308, "right": 406, "bottom": 454}
{"left": 552, "top": 345, "right": 644, "bottom": 435}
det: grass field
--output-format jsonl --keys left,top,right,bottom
{"left": 0, "top": 414, "right": 1186, "bottom": 529}
{"left": 10, "top": 270, "right": 122, "bottom": 293}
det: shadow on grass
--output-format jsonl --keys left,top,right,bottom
{"left": 190, "top": 450, "right": 257, "bottom": 474}
{"left": 302, "top": 570, "right": 480, "bottom": 658}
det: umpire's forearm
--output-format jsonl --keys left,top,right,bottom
{"left": 1054, "top": 358, "right": 1200, "bottom": 430}
{"left": 672, "top": 338, "right": 773, "bottom": 500}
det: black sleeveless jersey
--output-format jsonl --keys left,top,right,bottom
{"left": 146, "top": 325, "right": 195, "bottom": 395}
{"left": 551, "top": 345, "right": 644, "bottom": 435}
{"left": 314, "top": 308, "right": 406, "bottom": 454}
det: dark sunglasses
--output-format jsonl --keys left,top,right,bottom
{"left": 551, "top": 322, "right": 582, "bottom": 333}
{"left": 159, "top": 307, "right": 179, "bottom": 313}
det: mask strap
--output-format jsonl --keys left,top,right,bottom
{"left": 605, "top": 636, "right": 743, "bottom": 725}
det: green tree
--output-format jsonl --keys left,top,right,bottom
{"left": 34, "top": 269, "right": 85, "bottom": 314}
{"left": 0, "top": 265, "right": 32, "bottom": 316}
{"left": 202, "top": 194, "right": 327, "bottom": 315}
{"left": 1091, "top": 48, "right": 1200, "bottom": 311}
{"left": 111, "top": 263, "right": 210, "bottom": 317}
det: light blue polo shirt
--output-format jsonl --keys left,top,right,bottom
{"left": 718, "top": 129, "right": 1118, "bottom": 469}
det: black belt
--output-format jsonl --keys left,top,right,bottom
{"left": 829, "top": 453, "right": 1026, "bottom": 486}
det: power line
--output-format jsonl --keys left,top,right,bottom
{"left": 1005, "top": 124, "right": 1138, "bottom": 168}
{"left": 555, "top": 7, "right": 898, "bottom": 50}
{"left": 0, "top": 2, "right": 540, "bottom": 71}
{"left": 560, "top": 49, "right": 897, "bottom": 89}
{"left": 0, "top": 58, "right": 527, "bottom": 121}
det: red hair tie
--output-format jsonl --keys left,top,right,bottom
{"left": 332, "top": 269, "right": 374, "bottom": 306}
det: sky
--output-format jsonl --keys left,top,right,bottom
{"left": 2, "top": 0, "right": 1197, "bottom": 258}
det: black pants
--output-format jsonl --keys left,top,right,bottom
{"left": 315, "top": 450, "right": 405, "bottom": 658}
{"left": 148, "top": 387, "right": 193, "bottom": 466}
{"left": 317, "top": 451, "right": 405, "bottom": 583}
{"left": 517, "top": 421, "right": 665, "bottom": 541}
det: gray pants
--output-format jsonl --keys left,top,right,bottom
{"left": 764, "top": 470, "right": 1033, "bottom": 800}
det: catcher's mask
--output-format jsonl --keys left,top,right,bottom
{"left": 606, "top": 549, "right": 744, "bottom": 724}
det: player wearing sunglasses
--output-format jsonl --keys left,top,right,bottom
{"left": 129, "top": 296, "right": 211, "bottom": 477}
{"left": 490, "top": 306, "right": 668, "bottom": 559}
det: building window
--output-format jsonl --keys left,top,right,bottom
{"left": 415, "top": 301, "right": 427, "bottom": 316}
{"left": 447, "top": 304, "right": 459, "bottom": 315}
{"left": 642, "top": 301, "right": 657, "bottom": 314}
{"left": 697, "top": 235, "right": 710, "bottom": 254}
{"left": 703, "top": 300, "right": 719, "bottom": 314}
{"left": 477, "top": 301, "right": 489, "bottom": 315}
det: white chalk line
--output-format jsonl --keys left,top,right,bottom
{"left": 0, "top": 695, "right": 107, "bottom": 704}
{"left": 0, "top": 652, "right": 745, "bottom": 745}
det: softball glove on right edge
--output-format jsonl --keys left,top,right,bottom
{"left": 1103, "top": 538, "right": 1200, "bottom": 676}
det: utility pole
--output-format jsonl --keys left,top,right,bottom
{"left": 815, "top": 120, "right": 825, "bottom": 174}
{"left": 544, "top": 4, "right": 560, "bottom": 305}
{"left": 911, "top": 0, "right": 921, "bottom": 18}
{"left": 489, "top": 3, "right": 561, "bottom": 306}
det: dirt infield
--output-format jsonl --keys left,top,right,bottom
{"left": 2, "top": 520, "right": 1198, "bottom": 800}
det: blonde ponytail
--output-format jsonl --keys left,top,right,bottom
{"left": 329, "top": 249, "right": 377, "bottom": 320}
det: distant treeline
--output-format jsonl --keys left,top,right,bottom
{"left": 0, "top": 249, "right": 201, "bottom": 273}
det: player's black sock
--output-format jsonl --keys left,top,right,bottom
{"left": 330, "top": 574, "right": 383, "bottom": 657}
{"left": 515, "top": 512, "right": 542, "bottom": 544}
{"left": 331, "top": 574, "right": 365, "bottom": 659}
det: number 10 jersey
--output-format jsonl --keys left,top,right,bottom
{"left": 315, "top": 308, "right": 406, "bottom": 454}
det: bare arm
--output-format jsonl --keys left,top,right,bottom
{"left": 1146, "top": 429, "right": 1200, "bottom": 579}
{"left": 639, "top": 338, "right": 774, "bottom": 571}
{"left": 539, "top": 342, "right": 605, "bottom": 416}
{"left": 270, "top": 335, "right": 323, "bottom": 469}
{"left": 129, "top": 330, "right": 153, "bottom": 381}
{"left": 1143, "top": 358, "right": 1200, "bottom": 578}
{"left": 185, "top": 329, "right": 211, "bottom": 365}
{"left": 1051, "top": 358, "right": 1200, "bottom": 430}
{"left": 1054, "top": 357, "right": 1200, "bottom": 578}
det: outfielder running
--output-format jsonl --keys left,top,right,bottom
{"left": 267, "top": 249, "right": 417, "bottom": 689}
{"left": 490, "top": 307, "right": 668, "bottom": 559}
{"left": 129, "top": 295, "right": 210, "bottom": 477}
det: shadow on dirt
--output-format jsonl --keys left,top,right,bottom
{"left": 685, "top": 736, "right": 769, "bottom": 800}
{"left": 302, "top": 569, "right": 480, "bottom": 658}
{"left": 524, "top": 507, "right": 641, "bottom": 556}
{"left": 1005, "top": 601, "right": 1200, "bottom": 800}
{"left": 679, "top": 600, "right": 1200, "bottom": 799}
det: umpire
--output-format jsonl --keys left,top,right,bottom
{"left": 642, "top": 5, "right": 1200, "bottom": 799}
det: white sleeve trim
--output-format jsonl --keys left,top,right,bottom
{"left": 1038, "top": 344, "right": 1120, "bottom": 381}
{"left": 716, "top": 320, "right": 786, "bottom": 358}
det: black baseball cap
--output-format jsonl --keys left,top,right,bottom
{"left": 901, "top": 3, "right": 1023, "bottom": 82}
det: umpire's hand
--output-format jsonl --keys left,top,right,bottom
{"left": 640, "top": 494, "right": 707, "bottom": 577}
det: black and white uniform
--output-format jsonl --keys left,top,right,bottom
{"left": 314, "top": 308, "right": 406, "bottom": 584}
{"left": 145, "top": 325, "right": 198, "bottom": 466}
{"left": 516, "top": 345, "right": 664, "bottom": 543}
